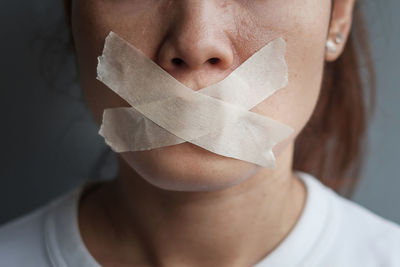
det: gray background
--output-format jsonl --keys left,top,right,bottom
{"left": 0, "top": 1, "right": 399, "bottom": 225}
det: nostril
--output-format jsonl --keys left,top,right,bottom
{"left": 208, "top": 58, "right": 220, "bottom": 65}
{"left": 172, "top": 58, "right": 184, "bottom": 66}
{"left": 171, "top": 57, "right": 221, "bottom": 67}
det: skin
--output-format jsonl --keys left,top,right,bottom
{"left": 68, "top": 0, "right": 355, "bottom": 266}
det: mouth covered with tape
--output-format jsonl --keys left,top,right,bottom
{"left": 96, "top": 31, "right": 294, "bottom": 168}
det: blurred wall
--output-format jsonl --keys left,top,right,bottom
{"left": 0, "top": 1, "right": 398, "bottom": 224}
{"left": 0, "top": 1, "right": 117, "bottom": 223}
{"left": 352, "top": 0, "right": 400, "bottom": 223}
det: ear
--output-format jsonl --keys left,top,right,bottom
{"left": 325, "top": 0, "right": 356, "bottom": 62}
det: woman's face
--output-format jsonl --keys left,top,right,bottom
{"left": 71, "top": 0, "right": 333, "bottom": 191}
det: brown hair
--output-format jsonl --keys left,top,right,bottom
{"left": 62, "top": 1, "right": 376, "bottom": 198}
{"left": 294, "top": 2, "right": 376, "bottom": 198}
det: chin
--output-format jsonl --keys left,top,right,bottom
{"left": 120, "top": 142, "right": 261, "bottom": 192}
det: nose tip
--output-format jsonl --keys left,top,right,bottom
{"left": 157, "top": 35, "right": 234, "bottom": 72}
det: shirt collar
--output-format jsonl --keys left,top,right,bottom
{"left": 44, "top": 171, "right": 336, "bottom": 267}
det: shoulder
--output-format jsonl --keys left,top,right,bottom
{"left": 318, "top": 184, "right": 400, "bottom": 266}
{"left": 333, "top": 194, "right": 400, "bottom": 263}
{"left": 0, "top": 203, "right": 53, "bottom": 266}
{"left": 0, "top": 188, "right": 81, "bottom": 267}
{"left": 297, "top": 171, "right": 400, "bottom": 267}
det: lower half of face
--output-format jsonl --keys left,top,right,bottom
{"left": 71, "top": 0, "right": 331, "bottom": 192}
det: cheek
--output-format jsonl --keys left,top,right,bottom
{"left": 248, "top": 0, "right": 331, "bottom": 139}
{"left": 253, "top": 34, "right": 328, "bottom": 139}
{"left": 70, "top": 0, "right": 168, "bottom": 124}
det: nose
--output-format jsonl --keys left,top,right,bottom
{"left": 156, "top": 2, "right": 234, "bottom": 77}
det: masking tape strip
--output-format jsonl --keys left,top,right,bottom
{"left": 97, "top": 32, "right": 294, "bottom": 168}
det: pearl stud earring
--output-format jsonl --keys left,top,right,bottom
{"left": 326, "top": 32, "right": 343, "bottom": 53}
{"left": 326, "top": 39, "right": 337, "bottom": 53}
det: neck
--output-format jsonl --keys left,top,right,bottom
{"left": 79, "top": 143, "right": 307, "bottom": 267}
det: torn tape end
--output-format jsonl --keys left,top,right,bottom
{"left": 285, "top": 126, "right": 295, "bottom": 138}
{"left": 96, "top": 56, "right": 104, "bottom": 70}
{"left": 104, "top": 31, "right": 117, "bottom": 46}
{"left": 108, "top": 31, "right": 116, "bottom": 37}
{"left": 98, "top": 111, "right": 108, "bottom": 137}
{"left": 98, "top": 125, "right": 104, "bottom": 137}
{"left": 105, "top": 141, "right": 122, "bottom": 153}
{"left": 263, "top": 150, "right": 277, "bottom": 169}
{"left": 96, "top": 56, "right": 104, "bottom": 81}
{"left": 276, "top": 36, "right": 287, "bottom": 51}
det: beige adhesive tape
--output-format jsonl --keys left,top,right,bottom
{"left": 97, "top": 32, "right": 294, "bottom": 168}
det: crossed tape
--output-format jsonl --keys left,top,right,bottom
{"left": 97, "top": 32, "right": 294, "bottom": 168}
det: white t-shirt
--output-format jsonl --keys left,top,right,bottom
{"left": 1, "top": 171, "right": 399, "bottom": 267}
